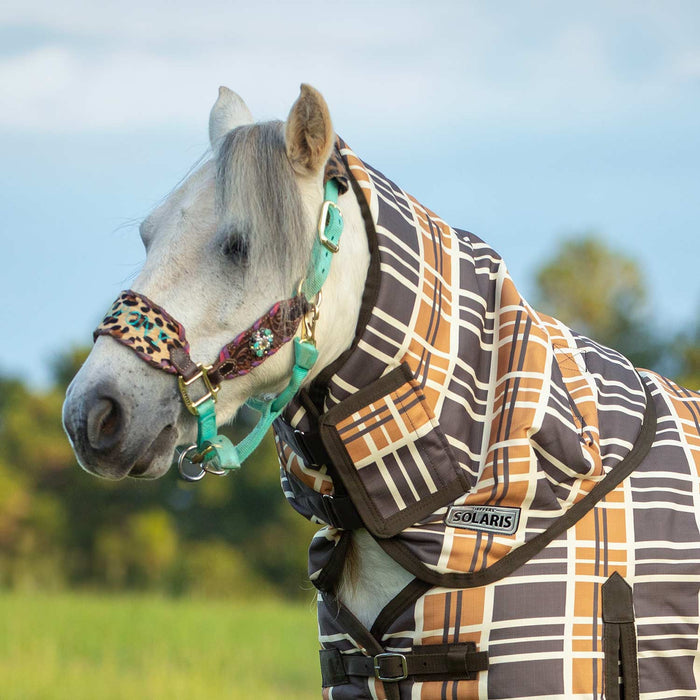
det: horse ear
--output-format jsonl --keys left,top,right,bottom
{"left": 209, "top": 86, "right": 253, "bottom": 152}
{"left": 285, "top": 84, "right": 334, "bottom": 176}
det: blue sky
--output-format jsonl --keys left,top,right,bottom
{"left": 2, "top": 0, "right": 699, "bottom": 387}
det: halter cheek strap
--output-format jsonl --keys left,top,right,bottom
{"left": 93, "top": 178, "right": 342, "bottom": 480}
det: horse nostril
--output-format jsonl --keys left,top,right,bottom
{"left": 87, "top": 396, "right": 124, "bottom": 452}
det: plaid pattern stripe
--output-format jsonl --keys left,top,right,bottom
{"left": 334, "top": 377, "right": 440, "bottom": 518}
{"left": 335, "top": 381, "right": 434, "bottom": 468}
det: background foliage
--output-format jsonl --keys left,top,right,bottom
{"left": 0, "top": 234, "right": 698, "bottom": 598}
{"left": 0, "top": 368, "right": 318, "bottom": 597}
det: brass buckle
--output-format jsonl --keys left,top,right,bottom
{"left": 374, "top": 653, "right": 408, "bottom": 682}
{"left": 318, "top": 200, "right": 341, "bottom": 253}
{"left": 300, "top": 291, "right": 321, "bottom": 347}
{"left": 177, "top": 364, "right": 220, "bottom": 416}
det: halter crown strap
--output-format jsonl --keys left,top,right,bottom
{"left": 301, "top": 178, "right": 342, "bottom": 301}
{"left": 235, "top": 178, "right": 341, "bottom": 470}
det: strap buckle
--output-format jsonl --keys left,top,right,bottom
{"left": 300, "top": 295, "right": 321, "bottom": 347}
{"left": 177, "top": 364, "right": 220, "bottom": 415}
{"left": 318, "top": 200, "right": 341, "bottom": 253}
{"left": 321, "top": 493, "right": 364, "bottom": 531}
{"left": 374, "top": 653, "right": 408, "bottom": 683}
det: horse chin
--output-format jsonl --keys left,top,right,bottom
{"left": 128, "top": 425, "right": 179, "bottom": 479}
{"left": 73, "top": 424, "right": 179, "bottom": 481}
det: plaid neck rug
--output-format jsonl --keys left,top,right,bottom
{"left": 273, "top": 140, "right": 700, "bottom": 699}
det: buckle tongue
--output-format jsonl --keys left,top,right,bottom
{"left": 374, "top": 653, "right": 408, "bottom": 682}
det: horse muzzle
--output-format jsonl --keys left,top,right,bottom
{"left": 63, "top": 342, "right": 182, "bottom": 480}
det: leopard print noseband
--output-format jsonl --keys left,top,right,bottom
{"left": 94, "top": 289, "right": 310, "bottom": 384}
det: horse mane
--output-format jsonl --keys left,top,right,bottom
{"left": 216, "top": 121, "right": 310, "bottom": 284}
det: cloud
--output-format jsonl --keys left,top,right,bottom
{"left": 1, "top": 1, "right": 699, "bottom": 135}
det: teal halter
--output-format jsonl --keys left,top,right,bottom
{"left": 178, "top": 179, "right": 343, "bottom": 480}
{"left": 94, "top": 179, "right": 343, "bottom": 481}
{"left": 176, "top": 335, "right": 320, "bottom": 480}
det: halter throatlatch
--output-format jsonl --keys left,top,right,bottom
{"left": 94, "top": 178, "right": 343, "bottom": 480}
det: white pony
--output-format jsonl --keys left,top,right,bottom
{"left": 63, "top": 84, "right": 410, "bottom": 626}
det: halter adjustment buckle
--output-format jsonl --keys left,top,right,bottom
{"left": 177, "top": 364, "right": 220, "bottom": 416}
{"left": 318, "top": 200, "right": 341, "bottom": 253}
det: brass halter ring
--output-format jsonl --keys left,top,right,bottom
{"left": 301, "top": 293, "right": 321, "bottom": 346}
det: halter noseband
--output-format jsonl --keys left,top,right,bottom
{"left": 94, "top": 179, "right": 343, "bottom": 480}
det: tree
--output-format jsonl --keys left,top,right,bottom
{"left": 533, "top": 234, "right": 663, "bottom": 369}
{"left": 95, "top": 509, "right": 178, "bottom": 589}
{"left": 673, "top": 317, "right": 700, "bottom": 391}
{"left": 51, "top": 346, "right": 90, "bottom": 391}
{"left": 0, "top": 347, "right": 317, "bottom": 599}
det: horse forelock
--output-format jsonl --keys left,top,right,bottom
{"left": 216, "top": 121, "right": 309, "bottom": 285}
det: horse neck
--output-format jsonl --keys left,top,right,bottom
{"left": 338, "top": 529, "right": 415, "bottom": 630}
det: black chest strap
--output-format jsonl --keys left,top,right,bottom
{"left": 319, "top": 585, "right": 488, "bottom": 698}
{"left": 320, "top": 643, "right": 488, "bottom": 687}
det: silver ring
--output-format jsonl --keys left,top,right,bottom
{"left": 177, "top": 445, "right": 206, "bottom": 482}
{"left": 202, "top": 461, "right": 228, "bottom": 476}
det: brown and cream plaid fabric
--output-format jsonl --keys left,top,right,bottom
{"left": 275, "top": 140, "right": 700, "bottom": 698}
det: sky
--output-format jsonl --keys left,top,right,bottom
{"left": 2, "top": 0, "right": 699, "bottom": 387}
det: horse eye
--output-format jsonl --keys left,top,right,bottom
{"left": 221, "top": 235, "right": 249, "bottom": 264}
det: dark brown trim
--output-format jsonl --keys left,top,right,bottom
{"left": 321, "top": 592, "right": 386, "bottom": 657}
{"left": 319, "top": 364, "right": 469, "bottom": 538}
{"left": 313, "top": 531, "right": 352, "bottom": 593}
{"left": 602, "top": 572, "right": 640, "bottom": 700}
{"left": 370, "top": 578, "right": 433, "bottom": 640}
{"left": 323, "top": 363, "right": 413, "bottom": 422}
{"left": 319, "top": 581, "right": 489, "bottom": 695}
{"left": 320, "top": 592, "right": 400, "bottom": 700}
{"left": 374, "top": 381, "right": 657, "bottom": 587}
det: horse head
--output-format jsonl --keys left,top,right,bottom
{"left": 63, "top": 85, "right": 369, "bottom": 480}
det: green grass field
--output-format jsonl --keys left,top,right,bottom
{"left": 0, "top": 591, "right": 321, "bottom": 699}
